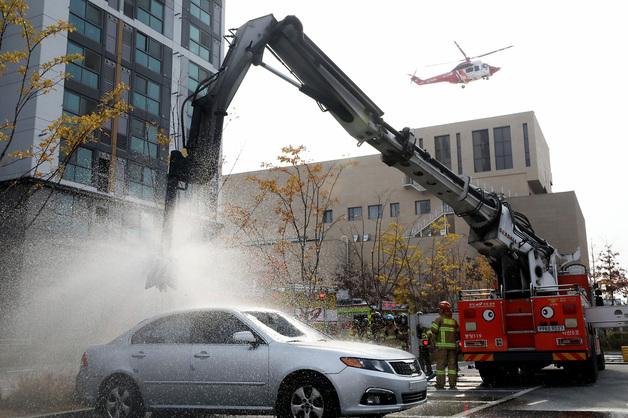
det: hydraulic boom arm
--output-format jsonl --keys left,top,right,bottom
{"left": 155, "top": 14, "right": 560, "bottom": 294}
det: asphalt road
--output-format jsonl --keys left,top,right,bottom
{"left": 5, "top": 360, "right": 628, "bottom": 418}
{"left": 478, "top": 364, "right": 628, "bottom": 418}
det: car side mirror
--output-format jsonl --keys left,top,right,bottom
{"left": 232, "top": 330, "right": 257, "bottom": 344}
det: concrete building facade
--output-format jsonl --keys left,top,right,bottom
{"left": 223, "top": 111, "right": 588, "bottom": 293}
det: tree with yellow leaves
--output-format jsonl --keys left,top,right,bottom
{"left": 0, "top": 0, "right": 133, "bottom": 226}
{"left": 228, "top": 145, "right": 345, "bottom": 315}
{"left": 397, "top": 216, "right": 496, "bottom": 311}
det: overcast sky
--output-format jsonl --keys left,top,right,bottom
{"left": 221, "top": 0, "right": 628, "bottom": 267}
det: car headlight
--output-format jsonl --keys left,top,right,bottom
{"left": 340, "top": 357, "right": 394, "bottom": 373}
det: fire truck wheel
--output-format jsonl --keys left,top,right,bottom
{"left": 477, "top": 364, "right": 516, "bottom": 387}
{"left": 567, "top": 341, "right": 599, "bottom": 384}
{"left": 583, "top": 351, "right": 599, "bottom": 384}
{"left": 477, "top": 363, "right": 497, "bottom": 386}
{"left": 597, "top": 347, "right": 606, "bottom": 371}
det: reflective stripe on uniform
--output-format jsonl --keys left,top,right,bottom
{"left": 435, "top": 370, "right": 446, "bottom": 375}
{"left": 436, "top": 343, "right": 457, "bottom": 348}
{"left": 447, "top": 370, "right": 457, "bottom": 375}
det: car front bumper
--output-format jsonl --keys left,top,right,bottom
{"left": 328, "top": 366, "right": 428, "bottom": 416}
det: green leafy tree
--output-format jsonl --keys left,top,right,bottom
{"left": 593, "top": 244, "right": 628, "bottom": 305}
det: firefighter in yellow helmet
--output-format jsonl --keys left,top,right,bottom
{"left": 429, "top": 301, "right": 459, "bottom": 389}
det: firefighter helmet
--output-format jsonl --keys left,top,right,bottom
{"left": 438, "top": 301, "right": 452, "bottom": 313}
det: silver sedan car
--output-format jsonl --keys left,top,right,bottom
{"left": 76, "top": 308, "right": 427, "bottom": 417}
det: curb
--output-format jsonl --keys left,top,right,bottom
{"left": 19, "top": 408, "right": 93, "bottom": 418}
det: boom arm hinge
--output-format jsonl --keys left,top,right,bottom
{"left": 381, "top": 127, "right": 415, "bottom": 167}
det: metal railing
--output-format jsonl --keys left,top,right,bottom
{"left": 459, "top": 288, "right": 500, "bottom": 301}
{"left": 532, "top": 283, "right": 586, "bottom": 298}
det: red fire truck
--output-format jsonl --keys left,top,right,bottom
{"left": 147, "top": 14, "right": 621, "bottom": 384}
{"left": 459, "top": 264, "right": 604, "bottom": 384}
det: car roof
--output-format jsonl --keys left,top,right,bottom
{"left": 139, "top": 306, "right": 285, "bottom": 323}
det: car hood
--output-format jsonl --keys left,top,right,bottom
{"left": 286, "top": 339, "right": 413, "bottom": 360}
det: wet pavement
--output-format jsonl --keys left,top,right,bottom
{"left": 3, "top": 361, "right": 627, "bottom": 417}
{"left": 389, "top": 363, "right": 537, "bottom": 417}
{"left": 480, "top": 364, "right": 628, "bottom": 418}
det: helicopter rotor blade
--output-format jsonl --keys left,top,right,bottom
{"left": 454, "top": 41, "right": 470, "bottom": 62}
{"left": 425, "top": 59, "right": 462, "bottom": 68}
{"left": 407, "top": 69, "right": 417, "bottom": 83}
{"left": 472, "top": 45, "right": 514, "bottom": 59}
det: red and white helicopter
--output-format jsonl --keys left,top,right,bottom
{"left": 409, "top": 41, "right": 513, "bottom": 88}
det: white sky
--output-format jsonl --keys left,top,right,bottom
{"left": 221, "top": 0, "right": 628, "bottom": 267}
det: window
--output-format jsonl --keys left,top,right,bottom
{"left": 472, "top": 129, "right": 491, "bottom": 172}
{"left": 494, "top": 126, "right": 513, "bottom": 170}
{"left": 190, "top": 0, "right": 211, "bottom": 26}
{"left": 133, "top": 75, "right": 160, "bottom": 115}
{"left": 66, "top": 42, "right": 100, "bottom": 89}
{"left": 96, "top": 158, "right": 110, "bottom": 192}
{"left": 135, "top": 32, "right": 162, "bottom": 73}
{"left": 190, "top": 312, "right": 255, "bottom": 344}
{"left": 368, "top": 204, "right": 382, "bottom": 220}
{"left": 323, "top": 209, "right": 333, "bottom": 224}
{"left": 128, "top": 162, "right": 156, "bottom": 200}
{"left": 130, "top": 118, "right": 159, "bottom": 158}
{"left": 245, "top": 311, "right": 304, "bottom": 338}
{"left": 418, "top": 137, "right": 423, "bottom": 149}
{"left": 188, "top": 60, "right": 210, "bottom": 93}
{"left": 63, "top": 90, "right": 96, "bottom": 116}
{"left": 523, "top": 123, "right": 531, "bottom": 167}
{"left": 63, "top": 147, "right": 93, "bottom": 185}
{"left": 137, "top": 0, "right": 164, "bottom": 33}
{"left": 434, "top": 135, "right": 451, "bottom": 169}
{"left": 131, "top": 314, "right": 192, "bottom": 344}
{"left": 390, "top": 202, "right": 400, "bottom": 217}
{"left": 69, "top": 0, "right": 102, "bottom": 42}
{"left": 456, "top": 132, "right": 462, "bottom": 175}
{"left": 415, "top": 199, "right": 431, "bottom": 215}
{"left": 189, "top": 23, "right": 210, "bottom": 61}
{"left": 105, "top": 15, "right": 118, "bottom": 54}
{"left": 348, "top": 206, "right": 362, "bottom": 221}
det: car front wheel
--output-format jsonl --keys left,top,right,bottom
{"left": 98, "top": 377, "right": 144, "bottom": 418}
{"left": 277, "top": 374, "right": 339, "bottom": 418}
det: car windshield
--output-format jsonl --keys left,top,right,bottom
{"left": 244, "top": 310, "right": 330, "bottom": 341}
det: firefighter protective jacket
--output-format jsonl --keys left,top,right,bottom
{"left": 429, "top": 315, "right": 459, "bottom": 349}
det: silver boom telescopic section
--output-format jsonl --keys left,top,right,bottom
{"left": 157, "top": 14, "right": 557, "bottom": 291}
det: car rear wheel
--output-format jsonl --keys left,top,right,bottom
{"left": 98, "top": 377, "right": 144, "bottom": 418}
{"left": 277, "top": 374, "right": 339, "bottom": 418}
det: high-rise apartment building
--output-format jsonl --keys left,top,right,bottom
{"left": 0, "top": 0, "right": 224, "bottom": 316}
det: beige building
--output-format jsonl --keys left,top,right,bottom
{"left": 222, "top": 111, "right": 588, "bottom": 292}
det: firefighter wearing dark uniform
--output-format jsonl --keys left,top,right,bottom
{"left": 429, "top": 301, "right": 459, "bottom": 389}
{"left": 396, "top": 314, "right": 409, "bottom": 351}
{"left": 418, "top": 326, "right": 434, "bottom": 378}
{"left": 382, "top": 314, "right": 400, "bottom": 348}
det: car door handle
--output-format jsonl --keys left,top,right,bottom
{"left": 194, "top": 351, "right": 210, "bottom": 358}
{"left": 131, "top": 351, "right": 146, "bottom": 359}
